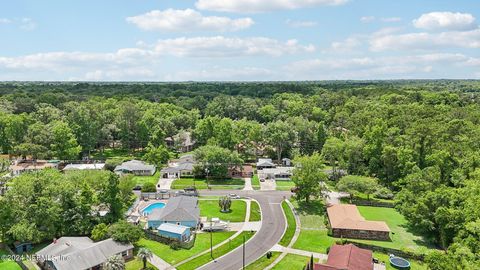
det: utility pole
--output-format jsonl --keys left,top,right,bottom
{"left": 242, "top": 234, "right": 246, "bottom": 269}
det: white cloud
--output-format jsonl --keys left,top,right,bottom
{"left": 19, "top": 18, "right": 37, "bottom": 31}
{"left": 0, "top": 18, "right": 12, "bottom": 24}
{"left": 381, "top": 17, "right": 402, "bottom": 22}
{"left": 126, "top": 9, "right": 253, "bottom": 32}
{"left": 330, "top": 37, "right": 361, "bottom": 52}
{"left": 413, "top": 12, "right": 477, "bottom": 31}
{"left": 285, "top": 19, "right": 318, "bottom": 28}
{"left": 195, "top": 0, "right": 348, "bottom": 13}
{"left": 370, "top": 28, "right": 480, "bottom": 51}
{"left": 360, "top": 16, "right": 375, "bottom": 23}
{"left": 153, "top": 36, "right": 315, "bottom": 57}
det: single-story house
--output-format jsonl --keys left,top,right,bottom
{"left": 114, "top": 160, "right": 156, "bottom": 176}
{"left": 148, "top": 196, "right": 200, "bottom": 229}
{"left": 165, "top": 131, "right": 196, "bottom": 153}
{"left": 256, "top": 158, "right": 276, "bottom": 170}
{"left": 228, "top": 165, "right": 254, "bottom": 178}
{"left": 157, "top": 223, "right": 191, "bottom": 242}
{"left": 36, "top": 237, "right": 133, "bottom": 270}
{"left": 63, "top": 163, "right": 105, "bottom": 171}
{"left": 327, "top": 204, "right": 391, "bottom": 240}
{"left": 10, "top": 160, "right": 58, "bottom": 176}
{"left": 161, "top": 154, "right": 196, "bottom": 178}
{"left": 258, "top": 167, "right": 293, "bottom": 181}
{"left": 314, "top": 244, "right": 373, "bottom": 270}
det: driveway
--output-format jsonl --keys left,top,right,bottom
{"left": 157, "top": 177, "right": 175, "bottom": 190}
{"left": 197, "top": 190, "right": 291, "bottom": 270}
{"left": 260, "top": 179, "right": 276, "bottom": 190}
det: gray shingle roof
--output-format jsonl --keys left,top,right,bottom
{"left": 149, "top": 196, "right": 199, "bottom": 222}
{"left": 36, "top": 237, "right": 133, "bottom": 270}
{"left": 114, "top": 160, "right": 155, "bottom": 172}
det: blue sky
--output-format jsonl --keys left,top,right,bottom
{"left": 0, "top": 0, "right": 479, "bottom": 81}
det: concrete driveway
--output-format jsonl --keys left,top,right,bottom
{"left": 260, "top": 179, "right": 276, "bottom": 190}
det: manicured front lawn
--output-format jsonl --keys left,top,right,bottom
{"left": 132, "top": 171, "right": 160, "bottom": 186}
{"left": 251, "top": 175, "right": 260, "bottom": 190}
{"left": 199, "top": 199, "right": 247, "bottom": 222}
{"left": 293, "top": 229, "right": 334, "bottom": 253}
{"left": 279, "top": 201, "right": 296, "bottom": 247}
{"left": 137, "top": 232, "right": 235, "bottom": 265}
{"left": 0, "top": 249, "right": 21, "bottom": 270}
{"left": 271, "top": 254, "right": 312, "bottom": 270}
{"left": 245, "top": 252, "right": 281, "bottom": 270}
{"left": 125, "top": 257, "right": 158, "bottom": 270}
{"left": 275, "top": 180, "right": 296, "bottom": 191}
{"left": 172, "top": 178, "right": 245, "bottom": 190}
{"left": 249, "top": 200, "right": 261, "bottom": 222}
{"left": 176, "top": 231, "right": 255, "bottom": 270}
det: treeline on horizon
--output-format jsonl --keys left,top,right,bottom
{"left": 1, "top": 80, "right": 480, "bottom": 268}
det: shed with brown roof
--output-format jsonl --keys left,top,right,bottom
{"left": 327, "top": 204, "right": 390, "bottom": 240}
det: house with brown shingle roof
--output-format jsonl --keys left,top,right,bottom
{"left": 314, "top": 244, "right": 374, "bottom": 270}
{"left": 327, "top": 204, "right": 390, "bottom": 240}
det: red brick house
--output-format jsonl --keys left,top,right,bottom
{"left": 228, "top": 165, "right": 253, "bottom": 178}
{"left": 327, "top": 204, "right": 390, "bottom": 240}
{"left": 314, "top": 244, "right": 373, "bottom": 270}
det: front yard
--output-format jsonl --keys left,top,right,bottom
{"left": 199, "top": 199, "right": 247, "bottom": 222}
{"left": 0, "top": 249, "right": 21, "bottom": 270}
{"left": 271, "top": 254, "right": 313, "bottom": 270}
{"left": 275, "top": 180, "right": 296, "bottom": 191}
{"left": 132, "top": 171, "right": 160, "bottom": 186}
{"left": 172, "top": 178, "right": 245, "bottom": 190}
{"left": 137, "top": 232, "right": 235, "bottom": 265}
{"left": 125, "top": 257, "right": 158, "bottom": 270}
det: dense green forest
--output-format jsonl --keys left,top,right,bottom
{"left": 1, "top": 80, "right": 480, "bottom": 268}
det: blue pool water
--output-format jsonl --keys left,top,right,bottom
{"left": 142, "top": 202, "right": 166, "bottom": 215}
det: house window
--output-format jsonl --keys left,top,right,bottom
{"left": 121, "top": 251, "right": 128, "bottom": 257}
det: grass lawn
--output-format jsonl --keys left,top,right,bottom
{"left": 0, "top": 249, "right": 21, "bottom": 270}
{"left": 279, "top": 201, "right": 296, "bottom": 247}
{"left": 291, "top": 200, "right": 433, "bottom": 254}
{"left": 200, "top": 199, "right": 247, "bottom": 222}
{"left": 276, "top": 180, "right": 296, "bottom": 191}
{"left": 137, "top": 232, "right": 234, "bottom": 265}
{"left": 172, "top": 178, "right": 245, "bottom": 190}
{"left": 249, "top": 200, "right": 261, "bottom": 222}
{"left": 353, "top": 206, "right": 433, "bottom": 251}
{"left": 125, "top": 257, "right": 158, "bottom": 270}
{"left": 271, "top": 254, "right": 312, "bottom": 270}
{"left": 132, "top": 171, "right": 160, "bottom": 186}
{"left": 245, "top": 252, "right": 281, "bottom": 270}
{"left": 251, "top": 175, "right": 260, "bottom": 190}
{"left": 176, "top": 231, "right": 255, "bottom": 270}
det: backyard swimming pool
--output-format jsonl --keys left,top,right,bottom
{"left": 142, "top": 202, "right": 166, "bottom": 215}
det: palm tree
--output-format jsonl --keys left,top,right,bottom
{"left": 104, "top": 254, "right": 125, "bottom": 270}
{"left": 137, "top": 248, "right": 153, "bottom": 269}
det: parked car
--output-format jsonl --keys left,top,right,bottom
{"left": 228, "top": 193, "right": 241, "bottom": 199}
{"left": 159, "top": 189, "right": 168, "bottom": 194}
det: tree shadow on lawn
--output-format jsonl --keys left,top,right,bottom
{"left": 400, "top": 223, "right": 439, "bottom": 249}
{"left": 295, "top": 200, "right": 326, "bottom": 216}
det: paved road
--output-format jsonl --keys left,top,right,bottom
{"left": 197, "top": 190, "right": 291, "bottom": 270}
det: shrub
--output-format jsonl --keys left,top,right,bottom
{"left": 142, "top": 182, "right": 157, "bottom": 193}
{"left": 374, "top": 187, "right": 394, "bottom": 200}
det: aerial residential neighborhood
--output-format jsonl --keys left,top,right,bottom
{"left": 1, "top": 0, "right": 480, "bottom": 270}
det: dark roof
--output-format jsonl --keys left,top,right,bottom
{"left": 149, "top": 196, "right": 199, "bottom": 222}
{"left": 314, "top": 244, "right": 373, "bottom": 270}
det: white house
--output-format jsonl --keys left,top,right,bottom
{"left": 114, "top": 160, "right": 156, "bottom": 176}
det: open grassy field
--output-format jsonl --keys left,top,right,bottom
{"left": 279, "top": 201, "right": 296, "bottom": 247}
{"left": 245, "top": 252, "right": 281, "bottom": 270}
{"left": 251, "top": 175, "right": 260, "bottom": 190}
{"left": 132, "top": 171, "right": 160, "bottom": 186}
{"left": 176, "top": 231, "right": 255, "bottom": 270}
{"left": 271, "top": 254, "right": 312, "bottom": 270}
{"left": 0, "top": 249, "right": 21, "bottom": 270}
{"left": 199, "top": 199, "right": 247, "bottom": 222}
{"left": 125, "top": 257, "right": 158, "bottom": 270}
{"left": 137, "top": 232, "right": 234, "bottom": 265}
{"left": 249, "top": 200, "right": 261, "bottom": 222}
{"left": 275, "top": 180, "right": 295, "bottom": 191}
{"left": 172, "top": 178, "right": 245, "bottom": 190}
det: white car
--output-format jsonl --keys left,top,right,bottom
{"left": 228, "top": 193, "right": 241, "bottom": 199}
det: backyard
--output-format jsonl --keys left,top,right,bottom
{"left": 199, "top": 199, "right": 247, "bottom": 222}
{"left": 125, "top": 257, "right": 158, "bottom": 270}
{"left": 137, "top": 232, "right": 235, "bottom": 265}
{"left": 172, "top": 177, "right": 245, "bottom": 190}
